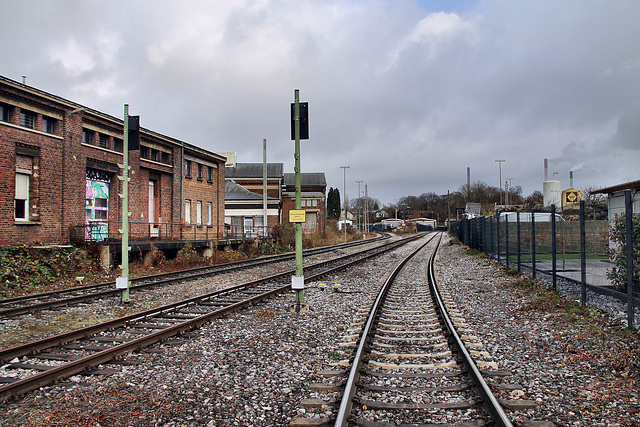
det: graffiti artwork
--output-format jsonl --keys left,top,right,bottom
{"left": 86, "top": 179, "right": 109, "bottom": 241}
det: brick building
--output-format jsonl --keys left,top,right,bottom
{"left": 224, "top": 179, "right": 280, "bottom": 237}
{"left": 0, "top": 75, "right": 225, "bottom": 246}
{"left": 282, "top": 172, "right": 327, "bottom": 233}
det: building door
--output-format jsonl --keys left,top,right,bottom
{"left": 85, "top": 169, "right": 110, "bottom": 241}
{"left": 149, "top": 180, "right": 159, "bottom": 237}
{"left": 303, "top": 212, "right": 317, "bottom": 232}
{"left": 244, "top": 217, "right": 253, "bottom": 237}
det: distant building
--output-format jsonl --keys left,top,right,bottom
{"left": 594, "top": 180, "right": 640, "bottom": 220}
{"left": 225, "top": 162, "right": 283, "bottom": 201}
{"left": 282, "top": 172, "right": 327, "bottom": 233}
{"left": 224, "top": 179, "right": 280, "bottom": 237}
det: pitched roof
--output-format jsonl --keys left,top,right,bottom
{"left": 284, "top": 172, "right": 326, "bottom": 186}
{"left": 225, "top": 179, "right": 279, "bottom": 202}
{"left": 225, "top": 163, "right": 283, "bottom": 179}
{"left": 593, "top": 179, "right": 640, "bottom": 194}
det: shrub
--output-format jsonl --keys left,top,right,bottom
{"left": 607, "top": 214, "right": 640, "bottom": 293}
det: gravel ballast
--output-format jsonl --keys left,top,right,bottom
{"left": 1, "top": 233, "right": 638, "bottom": 426}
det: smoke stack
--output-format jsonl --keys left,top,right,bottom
{"left": 467, "top": 167, "right": 470, "bottom": 189}
{"left": 570, "top": 171, "right": 574, "bottom": 188}
{"left": 544, "top": 158, "right": 549, "bottom": 181}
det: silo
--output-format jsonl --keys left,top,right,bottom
{"left": 543, "top": 180, "right": 562, "bottom": 207}
{"left": 542, "top": 159, "right": 561, "bottom": 207}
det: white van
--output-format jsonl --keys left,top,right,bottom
{"left": 499, "top": 212, "right": 564, "bottom": 222}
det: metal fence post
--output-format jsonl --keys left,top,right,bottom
{"left": 496, "top": 212, "right": 500, "bottom": 264}
{"left": 517, "top": 212, "right": 521, "bottom": 272}
{"left": 505, "top": 213, "right": 509, "bottom": 270}
{"left": 552, "top": 204, "right": 557, "bottom": 291}
{"left": 489, "top": 217, "right": 494, "bottom": 259}
{"left": 531, "top": 211, "right": 536, "bottom": 280}
{"left": 625, "top": 189, "right": 635, "bottom": 329}
{"left": 580, "top": 200, "right": 587, "bottom": 306}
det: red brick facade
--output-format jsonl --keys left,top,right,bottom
{"left": 282, "top": 173, "right": 327, "bottom": 233}
{"left": 0, "top": 76, "right": 225, "bottom": 245}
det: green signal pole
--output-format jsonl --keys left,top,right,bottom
{"left": 293, "top": 89, "right": 304, "bottom": 311}
{"left": 117, "top": 104, "right": 131, "bottom": 303}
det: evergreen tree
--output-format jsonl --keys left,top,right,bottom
{"left": 327, "top": 187, "right": 341, "bottom": 219}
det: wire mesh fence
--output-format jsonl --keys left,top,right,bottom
{"left": 451, "top": 196, "right": 638, "bottom": 329}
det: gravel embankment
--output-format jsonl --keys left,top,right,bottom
{"left": 1, "top": 233, "right": 638, "bottom": 426}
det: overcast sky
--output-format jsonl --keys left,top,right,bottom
{"left": 2, "top": 0, "right": 639, "bottom": 205}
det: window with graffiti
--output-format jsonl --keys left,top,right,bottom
{"left": 86, "top": 168, "right": 110, "bottom": 241}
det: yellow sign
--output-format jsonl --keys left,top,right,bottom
{"left": 562, "top": 188, "right": 582, "bottom": 209}
{"left": 289, "top": 209, "right": 306, "bottom": 223}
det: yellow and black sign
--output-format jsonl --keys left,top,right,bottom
{"left": 562, "top": 187, "right": 582, "bottom": 209}
{"left": 289, "top": 209, "right": 306, "bottom": 223}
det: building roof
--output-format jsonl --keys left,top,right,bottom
{"left": 225, "top": 179, "right": 279, "bottom": 202}
{"left": 0, "top": 75, "right": 226, "bottom": 163}
{"left": 593, "top": 179, "right": 640, "bottom": 194}
{"left": 283, "top": 172, "right": 326, "bottom": 186}
{"left": 225, "top": 163, "right": 283, "bottom": 179}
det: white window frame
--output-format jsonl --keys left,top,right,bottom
{"left": 15, "top": 172, "right": 30, "bottom": 221}
{"left": 207, "top": 202, "right": 213, "bottom": 226}
{"left": 196, "top": 201, "right": 202, "bottom": 225}
{"left": 184, "top": 200, "right": 191, "bottom": 224}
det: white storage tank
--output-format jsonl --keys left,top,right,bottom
{"left": 543, "top": 180, "right": 562, "bottom": 207}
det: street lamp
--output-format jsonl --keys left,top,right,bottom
{"left": 495, "top": 159, "right": 505, "bottom": 207}
{"left": 355, "top": 180, "right": 363, "bottom": 235}
{"left": 340, "top": 166, "right": 350, "bottom": 243}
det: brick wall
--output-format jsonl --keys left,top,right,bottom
{"left": 1, "top": 77, "right": 227, "bottom": 246}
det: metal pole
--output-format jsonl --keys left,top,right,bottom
{"left": 364, "top": 184, "right": 369, "bottom": 235}
{"left": 263, "top": 138, "right": 267, "bottom": 237}
{"left": 340, "top": 166, "right": 349, "bottom": 243}
{"left": 495, "top": 159, "right": 505, "bottom": 206}
{"left": 294, "top": 90, "right": 303, "bottom": 308}
{"left": 119, "top": 104, "right": 131, "bottom": 303}
{"left": 356, "top": 180, "right": 362, "bottom": 235}
{"left": 517, "top": 211, "right": 521, "bottom": 272}
{"left": 580, "top": 200, "right": 587, "bottom": 306}
{"left": 505, "top": 213, "right": 509, "bottom": 270}
{"left": 624, "top": 190, "right": 634, "bottom": 328}
{"left": 551, "top": 204, "right": 557, "bottom": 291}
{"left": 531, "top": 211, "right": 536, "bottom": 280}
{"left": 496, "top": 211, "right": 500, "bottom": 264}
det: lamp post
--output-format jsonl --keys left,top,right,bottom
{"left": 507, "top": 178, "right": 514, "bottom": 206}
{"left": 340, "top": 166, "right": 349, "bottom": 243}
{"left": 355, "top": 180, "right": 363, "bottom": 235}
{"left": 495, "top": 159, "right": 505, "bottom": 207}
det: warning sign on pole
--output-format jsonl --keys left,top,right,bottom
{"left": 289, "top": 209, "right": 306, "bottom": 223}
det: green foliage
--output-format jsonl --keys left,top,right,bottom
{"left": 0, "top": 244, "right": 77, "bottom": 291}
{"left": 272, "top": 223, "right": 296, "bottom": 248}
{"left": 327, "top": 187, "right": 341, "bottom": 219}
{"left": 607, "top": 214, "right": 640, "bottom": 292}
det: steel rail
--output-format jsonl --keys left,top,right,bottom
{"left": 0, "top": 234, "right": 390, "bottom": 317}
{"left": 427, "top": 235, "right": 513, "bottom": 427}
{"left": 334, "top": 233, "right": 438, "bottom": 426}
{"left": 0, "top": 234, "right": 414, "bottom": 363}
{"left": 0, "top": 233, "right": 421, "bottom": 401}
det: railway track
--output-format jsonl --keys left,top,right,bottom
{"left": 0, "top": 235, "right": 390, "bottom": 318}
{"left": 316, "top": 232, "right": 513, "bottom": 426}
{"left": 0, "top": 233, "right": 421, "bottom": 402}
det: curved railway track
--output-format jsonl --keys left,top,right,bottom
{"left": 0, "top": 233, "right": 421, "bottom": 402}
{"left": 0, "top": 235, "right": 390, "bottom": 318}
{"left": 331, "top": 232, "right": 512, "bottom": 426}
